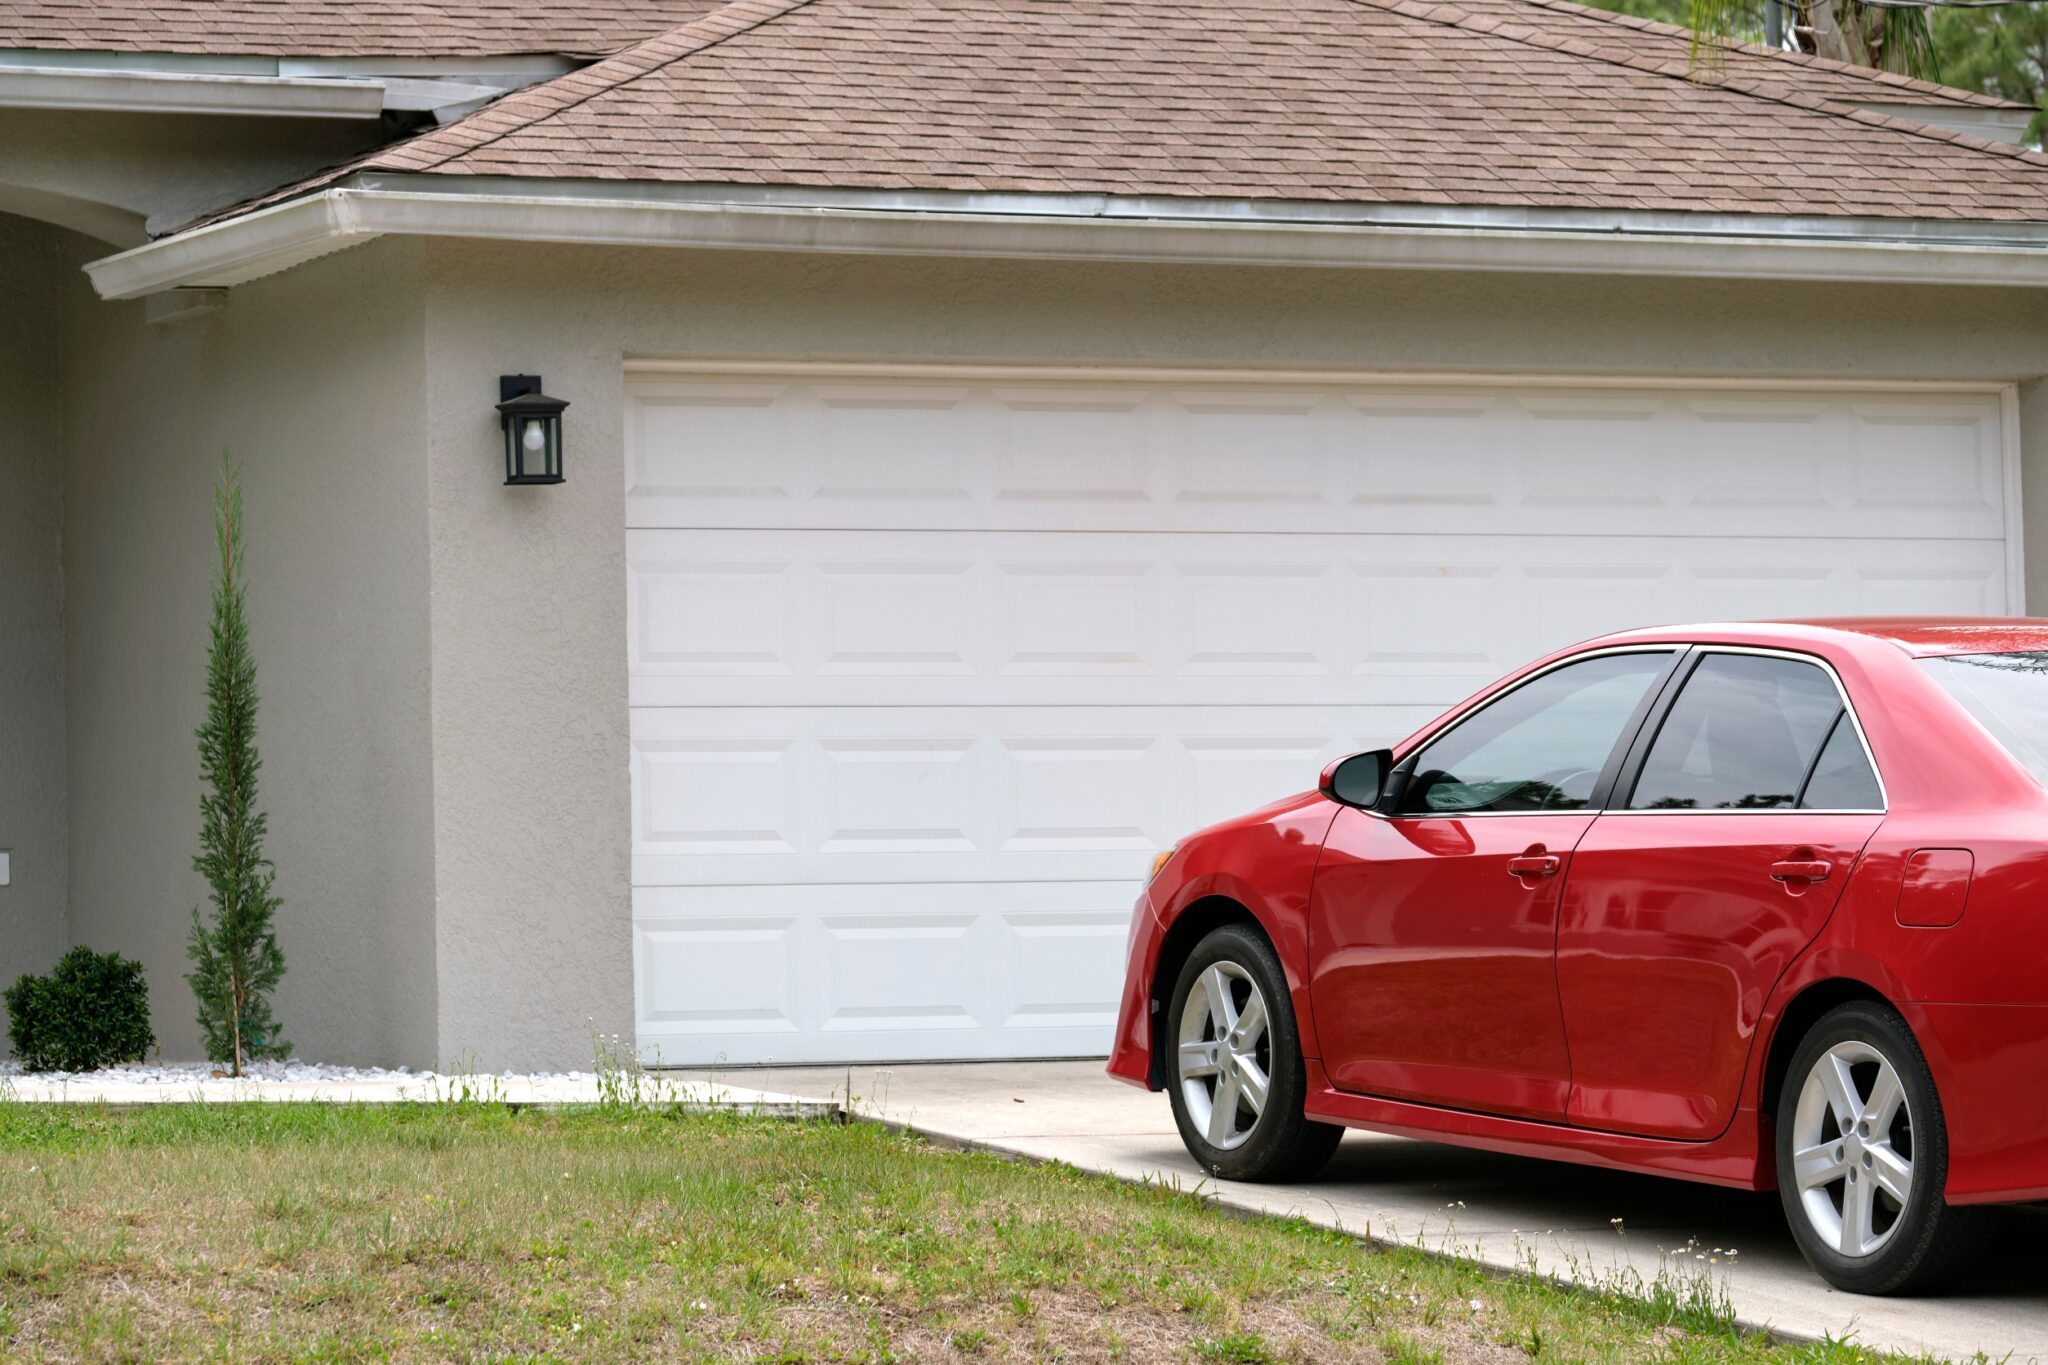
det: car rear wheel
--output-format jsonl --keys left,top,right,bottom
{"left": 1776, "top": 1001, "right": 1987, "bottom": 1294}
{"left": 1166, "top": 923, "right": 1343, "bottom": 1182}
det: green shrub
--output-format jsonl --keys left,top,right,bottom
{"left": 4, "top": 947, "right": 155, "bottom": 1073}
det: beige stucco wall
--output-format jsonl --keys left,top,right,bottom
{"left": 60, "top": 232, "right": 439, "bottom": 1067}
{"left": 413, "top": 238, "right": 2048, "bottom": 1071}
{"left": 30, "top": 226, "right": 2048, "bottom": 1072}
{"left": 0, "top": 214, "right": 71, "bottom": 1052}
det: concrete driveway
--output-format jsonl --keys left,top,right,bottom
{"left": 683, "top": 1060, "right": 2048, "bottom": 1363}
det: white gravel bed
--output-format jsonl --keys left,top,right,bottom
{"left": 0, "top": 1059, "right": 836, "bottom": 1115}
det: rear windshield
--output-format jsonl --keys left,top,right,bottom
{"left": 1920, "top": 651, "right": 2048, "bottom": 790}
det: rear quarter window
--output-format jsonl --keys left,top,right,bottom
{"left": 1919, "top": 651, "right": 2048, "bottom": 791}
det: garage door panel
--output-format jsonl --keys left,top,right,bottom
{"left": 626, "top": 369, "right": 2015, "bottom": 1065}
{"left": 627, "top": 376, "right": 2008, "bottom": 541}
{"left": 992, "top": 386, "right": 1154, "bottom": 503}
{"left": 1849, "top": 399, "right": 2007, "bottom": 514}
{"left": 634, "top": 883, "right": 1131, "bottom": 1065}
{"left": 1855, "top": 563, "right": 2006, "bottom": 616}
{"left": 634, "top": 912, "right": 801, "bottom": 1039}
{"left": 630, "top": 705, "right": 1383, "bottom": 888}
{"left": 627, "top": 530, "right": 2009, "bottom": 708}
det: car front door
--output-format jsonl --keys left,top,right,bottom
{"left": 1309, "top": 648, "right": 1678, "bottom": 1121}
{"left": 1556, "top": 649, "right": 1886, "bottom": 1140}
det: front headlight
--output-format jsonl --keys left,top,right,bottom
{"left": 1148, "top": 846, "right": 1177, "bottom": 882}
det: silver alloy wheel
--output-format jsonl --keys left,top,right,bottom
{"left": 1177, "top": 960, "right": 1271, "bottom": 1151}
{"left": 1791, "top": 1040, "right": 1916, "bottom": 1259}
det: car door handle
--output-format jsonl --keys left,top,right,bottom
{"left": 1770, "top": 859, "right": 1833, "bottom": 884}
{"left": 1506, "top": 854, "right": 1561, "bottom": 879}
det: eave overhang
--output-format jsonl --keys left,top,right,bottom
{"left": 82, "top": 176, "right": 2048, "bottom": 301}
{"left": 0, "top": 64, "right": 387, "bottom": 118}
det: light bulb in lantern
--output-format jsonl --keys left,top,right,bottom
{"left": 523, "top": 420, "right": 547, "bottom": 453}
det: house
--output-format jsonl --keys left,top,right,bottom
{"left": 3, "top": 0, "right": 2046, "bottom": 1073}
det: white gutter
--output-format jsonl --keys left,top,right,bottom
{"left": 0, "top": 65, "right": 385, "bottom": 119}
{"left": 83, "top": 182, "right": 2048, "bottom": 301}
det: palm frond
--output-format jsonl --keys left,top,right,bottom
{"left": 1867, "top": 1, "right": 1940, "bottom": 77}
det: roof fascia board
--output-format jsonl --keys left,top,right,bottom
{"left": 278, "top": 56, "right": 580, "bottom": 79}
{"left": 0, "top": 51, "right": 579, "bottom": 80}
{"left": 353, "top": 173, "right": 2048, "bottom": 250}
{"left": 0, "top": 49, "right": 275, "bottom": 74}
{"left": 91, "top": 192, "right": 369, "bottom": 297}
{"left": 84, "top": 183, "right": 2048, "bottom": 301}
{"left": 0, "top": 65, "right": 384, "bottom": 118}
{"left": 1850, "top": 101, "right": 2036, "bottom": 147}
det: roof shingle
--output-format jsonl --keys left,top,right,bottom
{"left": 212, "top": 0, "right": 2048, "bottom": 228}
{"left": 0, "top": 0, "right": 723, "bottom": 58}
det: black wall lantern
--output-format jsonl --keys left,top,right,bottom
{"left": 497, "top": 375, "right": 568, "bottom": 485}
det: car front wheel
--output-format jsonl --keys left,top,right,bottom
{"left": 1776, "top": 1000, "right": 1986, "bottom": 1294}
{"left": 1165, "top": 923, "right": 1342, "bottom": 1182}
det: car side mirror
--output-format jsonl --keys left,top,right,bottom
{"left": 1320, "top": 749, "right": 1393, "bottom": 810}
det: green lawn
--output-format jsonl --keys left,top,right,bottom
{"left": 0, "top": 1102, "right": 1944, "bottom": 1362}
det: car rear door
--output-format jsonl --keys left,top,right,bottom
{"left": 1556, "top": 649, "right": 1886, "bottom": 1140}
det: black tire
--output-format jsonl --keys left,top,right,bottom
{"left": 1164, "top": 923, "right": 1343, "bottom": 1182}
{"left": 1775, "top": 1000, "right": 1988, "bottom": 1294}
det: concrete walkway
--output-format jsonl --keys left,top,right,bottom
{"left": 680, "top": 1060, "right": 2048, "bottom": 1363}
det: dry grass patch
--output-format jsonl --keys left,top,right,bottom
{"left": 0, "top": 1103, "right": 1957, "bottom": 1362}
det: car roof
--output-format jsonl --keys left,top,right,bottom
{"left": 1579, "top": 616, "right": 2048, "bottom": 659}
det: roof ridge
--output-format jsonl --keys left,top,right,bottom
{"left": 1500, "top": 0, "right": 2025, "bottom": 110}
{"left": 393, "top": 0, "right": 820, "bottom": 175}
{"left": 1347, "top": 0, "right": 2048, "bottom": 172}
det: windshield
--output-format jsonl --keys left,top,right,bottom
{"left": 1920, "top": 651, "right": 2048, "bottom": 791}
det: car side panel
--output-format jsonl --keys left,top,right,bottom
{"left": 1556, "top": 812, "right": 1881, "bottom": 1139}
{"left": 1106, "top": 893, "right": 1165, "bottom": 1088}
{"left": 1910, "top": 1002, "right": 2048, "bottom": 1204}
{"left": 1752, "top": 808, "right": 2048, "bottom": 1204}
{"left": 1105, "top": 791, "right": 1340, "bottom": 1089}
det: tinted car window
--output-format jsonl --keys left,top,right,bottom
{"left": 1629, "top": 653, "right": 1843, "bottom": 810}
{"left": 1403, "top": 652, "right": 1670, "bottom": 815}
{"left": 1920, "top": 650, "right": 2048, "bottom": 791}
{"left": 1799, "top": 712, "right": 1883, "bottom": 810}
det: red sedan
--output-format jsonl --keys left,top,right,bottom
{"left": 1110, "top": 618, "right": 2048, "bottom": 1295}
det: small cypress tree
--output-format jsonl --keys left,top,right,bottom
{"left": 186, "top": 455, "right": 288, "bottom": 1075}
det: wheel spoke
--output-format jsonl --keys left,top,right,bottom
{"left": 1207, "top": 1071, "right": 1241, "bottom": 1146}
{"left": 1791, "top": 1040, "right": 1918, "bottom": 1260}
{"left": 1793, "top": 1141, "right": 1846, "bottom": 1192}
{"left": 1869, "top": 1143, "right": 1913, "bottom": 1205}
{"left": 1840, "top": 1172, "right": 1875, "bottom": 1257}
{"left": 1231, "top": 991, "right": 1267, "bottom": 1054}
{"left": 1818, "top": 1053, "right": 1863, "bottom": 1132}
{"left": 1235, "top": 1055, "right": 1269, "bottom": 1116}
{"left": 1177, "top": 957, "right": 1276, "bottom": 1153}
{"left": 1202, "top": 966, "right": 1239, "bottom": 1037}
{"left": 1178, "top": 1039, "right": 1222, "bottom": 1080}
{"left": 1864, "top": 1064, "right": 1905, "bottom": 1136}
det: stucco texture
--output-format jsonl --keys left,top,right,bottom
{"left": 59, "top": 230, "right": 438, "bottom": 1068}
{"left": 0, "top": 214, "right": 71, "bottom": 1054}
{"left": 29, "top": 225, "right": 2048, "bottom": 1071}
{"left": 411, "top": 238, "right": 2048, "bottom": 1069}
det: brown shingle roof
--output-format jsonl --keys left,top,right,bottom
{"left": 190, "top": 0, "right": 2048, "bottom": 230}
{"left": 1418, "top": 0, "right": 2018, "bottom": 110}
{"left": 0, "top": 1, "right": 723, "bottom": 58}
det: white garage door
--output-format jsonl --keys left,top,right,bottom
{"left": 625, "top": 367, "right": 2016, "bottom": 1066}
